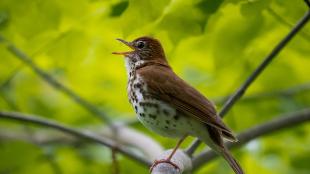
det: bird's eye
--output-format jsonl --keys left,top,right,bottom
{"left": 136, "top": 41, "right": 145, "bottom": 49}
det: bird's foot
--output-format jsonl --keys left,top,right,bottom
{"left": 149, "top": 159, "right": 180, "bottom": 173}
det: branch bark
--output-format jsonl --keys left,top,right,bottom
{"left": 0, "top": 111, "right": 152, "bottom": 166}
{"left": 151, "top": 150, "right": 192, "bottom": 174}
{"left": 192, "top": 108, "right": 310, "bottom": 170}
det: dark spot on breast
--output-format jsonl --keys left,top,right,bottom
{"left": 131, "top": 92, "right": 137, "bottom": 102}
{"left": 143, "top": 107, "right": 148, "bottom": 112}
{"left": 132, "top": 57, "right": 137, "bottom": 63}
{"left": 148, "top": 114, "right": 157, "bottom": 119}
{"left": 153, "top": 103, "right": 159, "bottom": 108}
{"left": 163, "top": 109, "right": 170, "bottom": 116}
{"left": 139, "top": 113, "right": 145, "bottom": 117}
{"left": 140, "top": 102, "right": 159, "bottom": 108}
{"left": 164, "top": 126, "right": 168, "bottom": 129}
{"left": 134, "top": 83, "right": 142, "bottom": 89}
{"left": 144, "top": 94, "right": 151, "bottom": 99}
{"left": 166, "top": 120, "right": 170, "bottom": 124}
{"left": 134, "top": 106, "right": 138, "bottom": 111}
{"left": 174, "top": 115, "right": 179, "bottom": 120}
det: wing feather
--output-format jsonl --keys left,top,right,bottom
{"left": 137, "top": 65, "right": 236, "bottom": 138}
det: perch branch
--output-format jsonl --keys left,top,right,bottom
{"left": 192, "top": 108, "right": 310, "bottom": 170}
{"left": 0, "top": 111, "right": 152, "bottom": 166}
{"left": 186, "top": 6, "right": 310, "bottom": 155}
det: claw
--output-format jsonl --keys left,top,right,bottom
{"left": 149, "top": 159, "right": 180, "bottom": 173}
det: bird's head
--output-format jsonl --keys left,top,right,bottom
{"left": 113, "top": 36, "right": 167, "bottom": 64}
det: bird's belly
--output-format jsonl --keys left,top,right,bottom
{"left": 128, "top": 76, "right": 205, "bottom": 138}
{"left": 133, "top": 98, "right": 201, "bottom": 138}
{"left": 135, "top": 99, "right": 184, "bottom": 138}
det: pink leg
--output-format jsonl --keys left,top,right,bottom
{"left": 150, "top": 135, "right": 187, "bottom": 172}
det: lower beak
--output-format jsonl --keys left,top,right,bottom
{"left": 112, "top": 38, "right": 135, "bottom": 56}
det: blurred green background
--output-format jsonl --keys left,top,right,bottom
{"left": 0, "top": 0, "right": 310, "bottom": 173}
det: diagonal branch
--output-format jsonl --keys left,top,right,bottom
{"left": 213, "top": 82, "right": 310, "bottom": 105}
{"left": 0, "top": 35, "right": 112, "bottom": 125}
{"left": 305, "top": 0, "right": 310, "bottom": 8}
{"left": 218, "top": 10, "right": 310, "bottom": 118}
{"left": 266, "top": 7, "right": 310, "bottom": 41}
{"left": 0, "top": 111, "right": 152, "bottom": 166}
{"left": 186, "top": 6, "right": 310, "bottom": 155}
{"left": 192, "top": 108, "right": 310, "bottom": 170}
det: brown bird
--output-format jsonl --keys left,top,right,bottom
{"left": 113, "top": 36, "right": 243, "bottom": 174}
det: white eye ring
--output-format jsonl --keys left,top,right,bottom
{"left": 136, "top": 41, "right": 145, "bottom": 49}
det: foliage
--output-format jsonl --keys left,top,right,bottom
{"left": 0, "top": 0, "right": 310, "bottom": 173}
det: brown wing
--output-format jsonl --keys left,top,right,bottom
{"left": 137, "top": 65, "right": 236, "bottom": 138}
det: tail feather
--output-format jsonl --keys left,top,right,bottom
{"left": 222, "top": 130, "right": 238, "bottom": 142}
{"left": 222, "top": 148, "right": 244, "bottom": 174}
{"left": 205, "top": 124, "right": 243, "bottom": 174}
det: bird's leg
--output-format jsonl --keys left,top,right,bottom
{"left": 150, "top": 135, "right": 187, "bottom": 172}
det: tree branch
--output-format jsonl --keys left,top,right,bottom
{"left": 151, "top": 150, "right": 192, "bottom": 174}
{"left": 218, "top": 9, "right": 310, "bottom": 118}
{"left": 305, "top": 0, "right": 310, "bottom": 8}
{"left": 0, "top": 125, "right": 164, "bottom": 161}
{"left": 192, "top": 108, "right": 310, "bottom": 170}
{"left": 213, "top": 82, "right": 310, "bottom": 105}
{"left": 0, "top": 35, "right": 112, "bottom": 125}
{"left": 186, "top": 6, "right": 310, "bottom": 155}
{"left": 266, "top": 7, "right": 310, "bottom": 41}
{"left": 0, "top": 111, "right": 152, "bottom": 166}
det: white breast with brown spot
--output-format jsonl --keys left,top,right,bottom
{"left": 125, "top": 58, "right": 212, "bottom": 141}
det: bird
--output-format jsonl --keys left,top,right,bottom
{"left": 113, "top": 36, "right": 244, "bottom": 174}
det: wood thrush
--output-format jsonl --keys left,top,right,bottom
{"left": 113, "top": 36, "right": 244, "bottom": 174}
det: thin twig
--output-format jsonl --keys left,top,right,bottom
{"left": 0, "top": 111, "right": 152, "bottom": 166}
{"left": 305, "top": 0, "right": 310, "bottom": 8}
{"left": 186, "top": 8, "right": 310, "bottom": 155}
{"left": 266, "top": 7, "right": 310, "bottom": 41}
{"left": 112, "top": 148, "right": 120, "bottom": 174}
{"left": 213, "top": 82, "right": 310, "bottom": 105}
{"left": 23, "top": 126, "right": 64, "bottom": 174}
{"left": 39, "top": 152, "right": 64, "bottom": 174}
{"left": 0, "top": 67, "right": 22, "bottom": 110}
{"left": 219, "top": 10, "right": 310, "bottom": 117}
{"left": 0, "top": 123, "right": 164, "bottom": 161}
{"left": 0, "top": 26, "right": 120, "bottom": 171}
{"left": 192, "top": 108, "right": 310, "bottom": 170}
{"left": 0, "top": 67, "right": 20, "bottom": 89}
{"left": 0, "top": 35, "right": 113, "bottom": 126}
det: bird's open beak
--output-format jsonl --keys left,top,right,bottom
{"left": 112, "top": 38, "right": 135, "bottom": 56}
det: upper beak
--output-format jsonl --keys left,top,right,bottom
{"left": 112, "top": 38, "right": 135, "bottom": 56}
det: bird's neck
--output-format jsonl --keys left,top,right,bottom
{"left": 125, "top": 57, "right": 170, "bottom": 78}
{"left": 124, "top": 58, "right": 144, "bottom": 78}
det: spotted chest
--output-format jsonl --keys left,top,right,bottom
{"left": 127, "top": 74, "right": 195, "bottom": 138}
